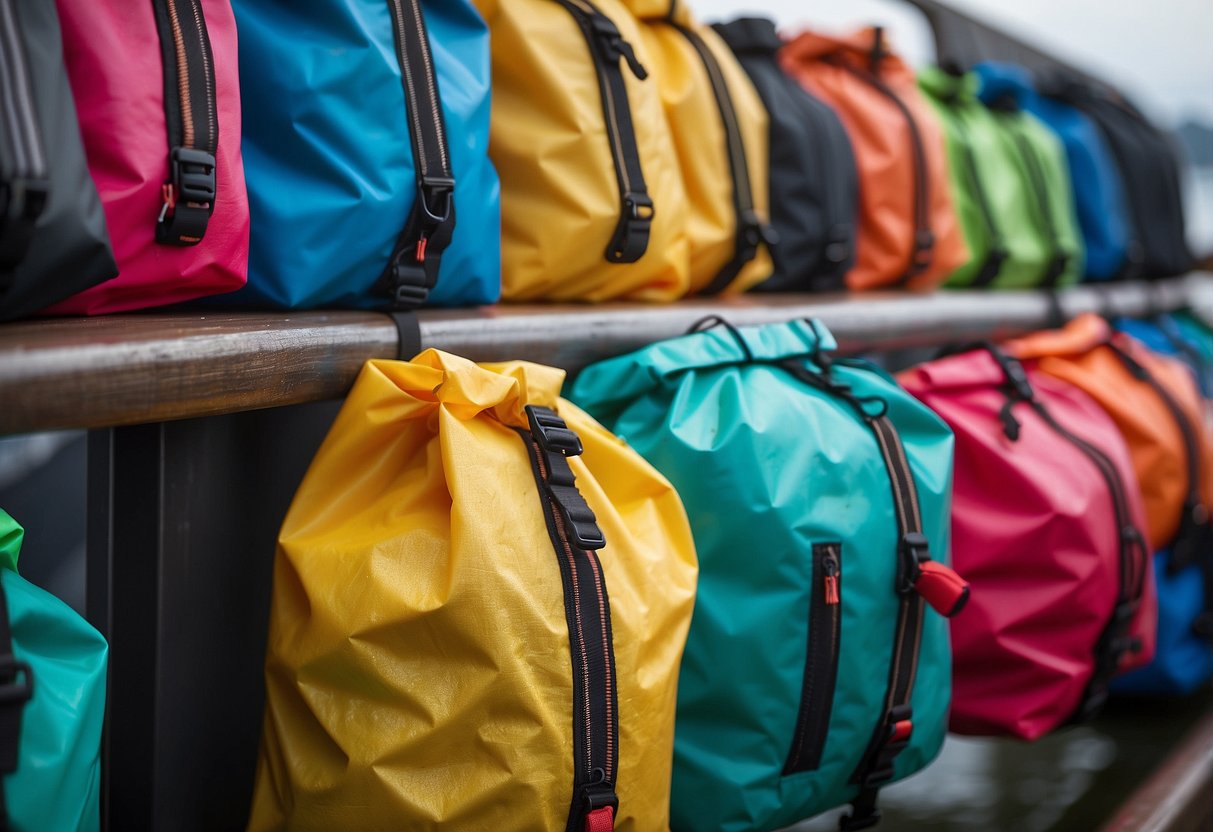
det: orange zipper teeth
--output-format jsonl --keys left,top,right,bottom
{"left": 165, "top": 0, "right": 194, "bottom": 149}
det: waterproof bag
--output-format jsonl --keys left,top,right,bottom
{"left": 1041, "top": 77, "right": 1192, "bottom": 279}
{"left": 571, "top": 319, "right": 965, "bottom": 832}
{"left": 0, "top": 509, "right": 108, "bottom": 831}
{"left": 249, "top": 351, "right": 697, "bottom": 831}
{"left": 1115, "top": 315, "right": 1213, "bottom": 398}
{"left": 975, "top": 62, "right": 1134, "bottom": 282}
{"left": 231, "top": 0, "right": 500, "bottom": 309}
{"left": 0, "top": 0, "right": 116, "bottom": 321}
{"left": 1006, "top": 314, "right": 1213, "bottom": 558}
{"left": 713, "top": 17, "right": 858, "bottom": 293}
{"left": 476, "top": 0, "right": 690, "bottom": 301}
{"left": 49, "top": 0, "right": 249, "bottom": 314}
{"left": 623, "top": 0, "right": 774, "bottom": 295}
{"left": 779, "top": 28, "right": 968, "bottom": 292}
{"left": 919, "top": 66, "right": 1082, "bottom": 289}
{"left": 899, "top": 346, "right": 1154, "bottom": 738}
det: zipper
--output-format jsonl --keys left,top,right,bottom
{"left": 555, "top": 0, "right": 653, "bottom": 266}
{"left": 379, "top": 0, "right": 456, "bottom": 308}
{"left": 1106, "top": 340, "right": 1209, "bottom": 572}
{"left": 829, "top": 53, "right": 934, "bottom": 283}
{"left": 983, "top": 344, "right": 1148, "bottom": 719}
{"left": 151, "top": 0, "right": 218, "bottom": 246}
{"left": 784, "top": 542, "right": 842, "bottom": 775}
{"left": 1002, "top": 115, "right": 1070, "bottom": 286}
{"left": 0, "top": 0, "right": 49, "bottom": 280}
{"left": 947, "top": 111, "right": 1007, "bottom": 286}
{"left": 669, "top": 22, "right": 771, "bottom": 294}
{"left": 516, "top": 406, "right": 619, "bottom": 832}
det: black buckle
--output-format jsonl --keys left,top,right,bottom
{"left": 418, "top": 176, "right": 455, "bottom": 225}
{"left": 582, "top": 776, "right": 619, "bottom": 813}
{"left": 897, "top": 533, "right": 930, "bottom": 595}
{"left": 156, "top": 146, "right": 216, "bottom": 246}
{"left": 0, "top": 656, "right": 33, "bottom": 705}
{"left": 606, "top": 193, "right": 654, "bottom": 264}
{"left": 527, "top": 407, "right": 583, "bottom": 457}
{"left": 998, "top": 352, "right": 1035, "bottom": 402}
{"left": 387, "top": 255, "right": 431, "bottom": 309}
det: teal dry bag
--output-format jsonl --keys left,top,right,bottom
{"left": 570, "top": 319, "right": 966, "bottom": 832}
{"left": 0, "top": 510, "right": 108, "bottom": 831}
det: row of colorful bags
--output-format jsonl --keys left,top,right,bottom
{"left": 0, "top": 1, "right": 1194, "bottom": 321}
{"left": 239, "top": 308, "right": 1213, "bottom": 830}
{"left": 4, "top": 307, "right": 1212, "bottom": 829}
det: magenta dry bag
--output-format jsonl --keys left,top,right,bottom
{"left": 899, "top": 345, "right": 1155, "bottom": 740}
{"left": 49, "top": 0, "right": 248, "bottom": 314}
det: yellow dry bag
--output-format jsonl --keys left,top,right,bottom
{"left": 248, "top": 351, "right": 698, "bottom": 832}
{"left": 625, "top": 0, "right": 773, "bottom": 294}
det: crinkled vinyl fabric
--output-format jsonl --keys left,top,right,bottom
{"left": 476, "top": 0, "right": 690, "bottom": 301}
{"left": 230, "top": 0, "right": 500, "bottom": 308}
{"left": 49, "top": 0, "right": 248, "bottom": 314}
{"left": 570, "top": 320, "right": 954, "bottom": 832}
{"left": 975, "top": 62, "right": 1132, "bottom": 282}
{"left": 779, "top": 29, "right": 967, "bottom": 292}
{"left": 1007, "top": 314, "right": 1213, "bottom": 551}
{"left": 919, "top": 67, "right": 1082, "bottom": 289}
{"left": 248, "top": 352, "right": 697, "bottom": 831}
{"left": 899, "top": 352, "right": 1154, "bottom": 738}
{"left": 0, "top": 510, "right": 108, "bottom": 832}
{"left": 626, "top": 0, "right": 772, "bottom": 294}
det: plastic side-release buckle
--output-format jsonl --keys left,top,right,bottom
{"left": 156, "top": 147, "right": 216, "bottom": 246}
{"left": 606, "top": 192, "right": 654, "bottom": 264}
{"left": 527, "top": 407, "right": 584, "bottom": 457}
{"left": 525, "top": 406, "right": 607, "bottom": 551}
{"left": 583, "top": 778, "right": 618, "bottom": 832}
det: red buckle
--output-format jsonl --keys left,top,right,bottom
{"left": 890, "top": 719, "right": 913, "bottom": 744}
{"left": 585, "top": 806, "right": 615, "bottom": 832}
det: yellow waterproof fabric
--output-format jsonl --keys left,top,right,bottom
{"left": 477, "top": 0, "right": 691, "bottom": 301}
{"left": 629, "top": 0, "right": 773, "bottom": 294}
{"left": 248, "top": 351, "right": 698, "bottom": 831}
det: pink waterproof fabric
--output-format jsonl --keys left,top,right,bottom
{"left": 900, "top": 350, "right": 1156, "bottom": 740}
{"left": 49, "top": 0, "right": 248, "bottom": 314}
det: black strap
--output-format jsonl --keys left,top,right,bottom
{"left": 0, "top": 575, "right": 33, "bottom": 831}
{"left": 390, "top": 311, "right": 422, "bottom": 361}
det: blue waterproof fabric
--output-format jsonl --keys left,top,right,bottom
{"left": 1113, "top": 547, "right": 1213, "bottom": 695}
{"left": 230, "top": 0, "right": 500, "bottom": 308}
{"left": 1111, "top": 318, "right": 1213, "bottom": 694}
{"left": 0, "top": 510, "right": 108, "bottom": 831}
{"left": 975, "top": 62, "right": 1132, "bottom": 282}
{"left": 570, "top": 320, "right": 955, "bottom": 832}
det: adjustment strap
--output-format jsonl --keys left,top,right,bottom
{"left": 526, "top": 407, "right": 606, "bottom": 551}
{"left": 390, "top": 311, "right": 422, "bottom": 361}
{"left": 380, "top": 182, "right": 456, "bottom": 310}
{"left": 0, "top": 574, "right": 33, "bottom": 829}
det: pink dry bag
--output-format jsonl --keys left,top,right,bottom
{"left": 899, "top": 344, "right": 1156, "bottom": 740}
{"left": 49, "top": 0, "right": 248, "bottom": 314}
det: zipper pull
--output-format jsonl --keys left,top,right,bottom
{"left": 823, "top": 552, "right": 840, "bottom": 606}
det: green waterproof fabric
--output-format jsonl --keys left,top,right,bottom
{"left": 0, "top": 510, "right": 107, "bottom": 831}
{"left": 570, "top": 320, "right": 955, "bottom": 832}
{"left": 920, "top": 67, "right": 1084, "bottom": 289}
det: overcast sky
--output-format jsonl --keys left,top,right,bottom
{"left": 693, "top": 0, "right": 1213, "bottom": 126}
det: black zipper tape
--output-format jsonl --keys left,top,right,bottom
{"left": 0, "top": 0, "right": 49, "bottom": 283}
{"left": 516, "top": 405, "right": 619, "bottom": 832}
{"left": 783, "top": 542, "right": 842, "bottom": 775}
{"left": 831, "top": 56, "right": 933, "bottom": 284}
{"left": 979, "top": 343, "right": 1147, "bottom": 721}
{"left": 669, "top": 22, "right": 772, "bottom": 295}
{"left": 556, "top": 0, "right": 653, "bottom": 266}
{"left": 151, "top": 0, "right": 218, "bottom": 246}
{"left": 378, "top": 0, "right": 456, "bottom": 309}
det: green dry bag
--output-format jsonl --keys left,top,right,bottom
{"left": 0, "top": 509, "right": 107, "bottom": 831}
{"left": 570, "top": 319, "right": 965, "bottom": 832}
{"left": 919, "top": 66, "right": 1084, "bottom": 289}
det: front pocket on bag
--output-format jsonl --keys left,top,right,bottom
{"left": 783, "top": 541, "right": 842, "bottom": 774}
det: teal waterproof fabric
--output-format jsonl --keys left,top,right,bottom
{"left": 0, "top": 510, "right": 108, "bottom": 832}
{"left": 919, "top": 66, "right": 1083, "bottom": 289}
{"left": 570, "top": 320, "right": 955, "bottom": 832}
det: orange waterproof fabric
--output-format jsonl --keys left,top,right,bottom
{"left": 1006, "top": 313, "right": 1213, "bottom": 550}
{"left": 779, "top": 28, "right": 967, "bottom": 292}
